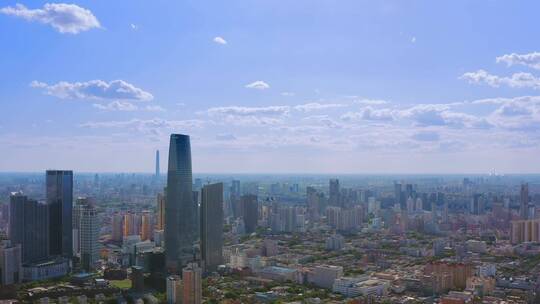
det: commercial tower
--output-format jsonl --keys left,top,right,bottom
{"left": 200, "top": 183, "right": 224, "bottom": 273}
{"left": 165, "top": 134, "right": 198, "bottom": 272}
{"left": 156, "top": 150, "right": 160, "bottom": 178}
{"left": 46, "top": 170, "right": 73, "bottom": 258}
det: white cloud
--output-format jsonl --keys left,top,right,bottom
{"left": 496, "top": 52, "right": 540, "bottom": 70}
{"left": 294, "top": 102, "right": 346, "bottom": 112}
{"left": 207, "top": 105, "right": 289, "bottom": 116}
{"left": 130, "top": 23, "right": 138, "bottom": 30}
{"left": 93, "top": 101, "right": 138, "bottom": 111}
{"left": 411, "top": 36, "right": 416, "bottom": 43}
{"left": 281, "top": 92, "right": 295, "bottom": 97}
{"left": 461, "top": 69, "right": 540, "bottom": 90}
{"left": 31, "top": 79, "right": 153, "bottom": 101}
{"left": 213, "top": 36, "right": 227, "bottom": 45}
{"left": 341, "top": 107, "right": 395, "bottom": 122}
{"left": 398, "top": 104, "right": 490, "bottom": 128}
{"left": 80, "top": 119, "right": 205, "bottom": 138}
{"left": 0, "top": 3, "right": 100, "bottom": 34}
{"left": 354, "top": 99, "right": 389, "bottom": 106}
{"left": 245, "top": 81, "right": 270, "bottom": 90}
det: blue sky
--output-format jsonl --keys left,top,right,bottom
{"left": 1, "top": 1, "right": 540, "bottom": 173}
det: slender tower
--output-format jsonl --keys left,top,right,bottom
{"left": 46, "top": 170, "right": 73, "bottom": 258}
{"left": 155, "top": 150, "right": 160, "bottom": 178}
{"left": 165, "top": 134, "right": 197, "bottom": 273}
{"left": 520, "top": 183, "right": 529, "bottom": 219}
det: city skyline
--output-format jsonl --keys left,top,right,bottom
{"left": 2, "top": 1, "right": 540, "bottom": 173}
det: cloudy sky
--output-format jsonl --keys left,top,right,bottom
{"left": 1, "top": 1, "right": 540, "bottom": 174}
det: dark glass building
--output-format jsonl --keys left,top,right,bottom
{"left": 200, "top": 183, "right": 223, "bottom": 273}
{"left": 242, "top": 194, "right": 258, "bottom": 234}
{"left": 9, "top": 192, "right": 49, "bottom": 263}
{"left": 46, "top": 170, "right": 73, "bottom": 258}
{"left": 165, "top": 134, "right": 198, "bottom": 272}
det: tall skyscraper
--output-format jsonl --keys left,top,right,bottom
{"left": 9, "top": 192, "right": 49, "bottom": 263}
{"left": 78, "top": 198, "right": 99, "bottom": 272}
{"left": 165, "top": 134, "right": 198, "bottom": 272}
{"left": 520, "top": 183, "right": 529, "bottom": 219}
{"left": 182, "top": 263, "right": 202, "bottom": 304}
{"left": 156, "top": 150, "right": 160, "bottom": 178}
{"left": 46, "top": 170, "right": 73, "bottom": 258}
{"left": 329, "top": 179, "right": 340, "bottom": 207}
{"left": 242, "top": 194, "right": 258, "bottom": 234}
{"left": 200, "top": 183, "right": 224, "bottom": 273}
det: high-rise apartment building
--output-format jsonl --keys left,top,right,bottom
{"left": 242, "top": 194, "right": 258, "bottom": 234}
{"left": 46, "top": 170, "right": 73, "bottom": 258}
{"left": 510, "top": 219, "right": 540, "bottom": 244}
{"left": 141, "top": 211, "right": 154, "bottom": 241}
{"left": 200, "top": 183, "right": 223, "bottom": 273}
{"left": 165, "top": 134, "right": 198, "bottom": 272}
{"left": 79, "top": 198, "right": 99, "bottom": 272}
{"left": 9, "top": 192, "right": 49, "bottom": 263}
{"left": 167, "top": 275, "right": 183, "bottom": 304}
{"left": 182, "top": 263, "right": 202, "bottom": 304}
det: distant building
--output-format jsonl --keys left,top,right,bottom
{"left": 200, "top": 183, "right": 224, "bottom": 273}
{"left": 182, "top": 263, "right": 202, "bottom": 304}
{"left": 510, "top": 219, "right": 540, "bottom": 244}
{"left": 46, "top": 170, "right": 73, "bottom": 258}
{"left": 520, "top": 183, "right": 529, "bottom": 220}
{"left": 111, "top": 213, "right": 124, "bottom": 242}
{"left": 0, "top": 240, "right": 22, "bottom": 285}
{"left": 263, "top": 239, "right": 278, "bottom": 257}
{"left": 326, "top": 234, "right": 344, "bottom": 251}
{"left": 156, "top": 193, "right": 165, "bottom": 230}
{"left": 23, "top": 258, "right": 70, "bottom": 281}
{"left": 312, "top": 265, "right": 343, "bottom": 289}
{"left": 333, "top": 276, "right": 389, "bottom": 298}
{"left": 141, "top": 211, "right": 153, "bottom": 241}
{"left": 329, "top": 179, "right": 340, "bottom": 207}
{"left": 242, "top": 195, "right": 258, "bottom": 234}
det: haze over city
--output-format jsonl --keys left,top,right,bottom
{"left": 2, "top": 1, "right": 540, "bottom": 173}
{"left": 2, "top": 2, "right": 540, "bottom": 304}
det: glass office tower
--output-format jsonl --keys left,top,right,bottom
{"left": 165, "top": 134, "right": 198, "bottom": 273}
